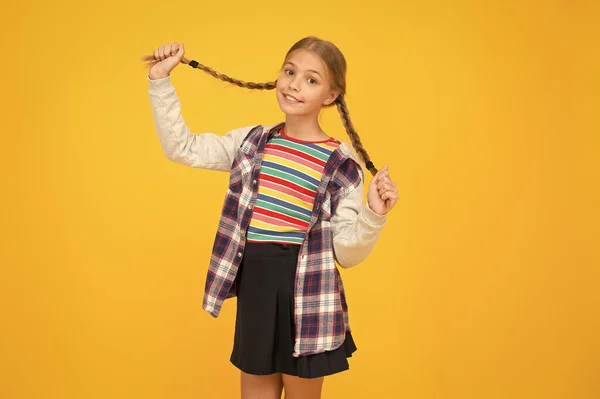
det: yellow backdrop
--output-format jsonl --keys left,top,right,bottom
{"left": 1, "top": 0, "right": 598, "bottom": 398}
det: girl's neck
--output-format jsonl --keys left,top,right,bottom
{"left": 283, "top": 114, "right": 329, "bottom": 142}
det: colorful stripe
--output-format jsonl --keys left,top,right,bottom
{"left": 247, "top": 129, "right": 340, "bottom": 244}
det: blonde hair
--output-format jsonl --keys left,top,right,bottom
{"left": 142, "top": 36, "right": 378, "bottom": 176}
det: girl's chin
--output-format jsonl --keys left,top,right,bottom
{"left": 281, "top": 110, "right": 306, "bottom": 117}
{"left": 279, "top": 101, "right": 311, "bottom": 114}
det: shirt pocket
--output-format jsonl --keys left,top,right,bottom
{"left": 239, "top": 139, "right": 255, "bottom": 157}
{"left": 237, "top": 140, "right": 257, "bottom": 176}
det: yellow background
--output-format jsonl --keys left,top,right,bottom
{"left": 1, "top": 0, "right": 598, "bottom": 398}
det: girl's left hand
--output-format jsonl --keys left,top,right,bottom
{"left": 367, "top": 165, "right": 399, "bottom": 215}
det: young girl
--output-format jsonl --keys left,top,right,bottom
{"left": 143, "top": 36, "right": 399, "bottom": 399}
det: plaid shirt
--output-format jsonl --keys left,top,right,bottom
{"left": 147, "top": 75, "right": 387, "bottom": 357}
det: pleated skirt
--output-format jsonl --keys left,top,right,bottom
{"left": 230, "top": 241, "right": 357, "bottom": 379}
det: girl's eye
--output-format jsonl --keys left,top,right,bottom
{"left": 284, "top": 69, "right": 317, "bottom": 85}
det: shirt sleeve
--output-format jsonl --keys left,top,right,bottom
{"left": 147, "top": 75, "right": 255, "bottom": 171}
{"left": 331, "top": 168, "right": 387, "bottom": 268}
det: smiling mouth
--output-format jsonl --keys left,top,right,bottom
{"left": 283, "top": 93, "right": 303, "bottom": 103}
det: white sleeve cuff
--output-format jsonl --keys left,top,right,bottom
{"left": 148, "top": 75, "right": 173, "bottom": 93}
{"left": 362, "top": 202, "right": 387, "bottom": 226}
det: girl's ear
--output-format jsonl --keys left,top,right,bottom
{"left": 323, "top": 90, "right": 340, "bottom": 106}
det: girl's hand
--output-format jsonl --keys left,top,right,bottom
{"left": 148, "top": 42, "right": 185, "bottom": 80}
{"left": 367, "top": 165, "right": 399, "bottom": 215}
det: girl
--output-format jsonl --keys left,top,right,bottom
{"left": 142, "top": 37, "right": 399, "bottom": 399}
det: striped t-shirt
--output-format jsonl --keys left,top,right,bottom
{"left": 246, "top": 128, "right": 341, "bottom": 245}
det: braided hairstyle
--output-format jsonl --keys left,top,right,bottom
{"left": 141, "top": 36, "right": 378, "bottom": 176}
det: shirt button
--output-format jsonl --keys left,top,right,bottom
{"left": 252, "top": 179, "right": 257, "bottom": 185}
{"left": 241, "top": 229, "right": 246, "bottom": 235}
{"left": 237, "top": 252, "right": 242, "bottom": 258}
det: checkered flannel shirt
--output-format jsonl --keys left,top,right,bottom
{"left": 147, "top": 75, "right": 387, "bottom": 357}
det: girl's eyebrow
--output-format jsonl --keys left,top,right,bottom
{"left": 284, "top": 61, "right": 323, "bottom": 78}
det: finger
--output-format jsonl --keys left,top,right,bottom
{"left": 376, "top": 163, "right": 389, "bottom": 176}
{"left": 372, "top": 166, "right": 383, "bottom": 181}
{"left": 158, "top": 45, "right": 165, "bottom": 60}
{"left": 381, "top": 165, "right": 389, "bottom": 177}
{"left": 380, "top": 188, "right": 398, "bottom": 199}
{"left": 154, "top": 48, "right": 159, "bottom": 60}
{"left": 380, "top": 177, "right": 397, "bottom": 191}
{"left": 382, "top": 191, "right": 399, "bottom": 202}
{"left": 382, "top": 187, "right": 399, "bottom": 198}
{"left": 376, "top": 177, "right": 390, "bottom": 187}
{"left": 171, "top": 42, "right": 178, "bottom": 56}
{"left": 378, "top": 183, "right": 393, "bottom": 196}
{"left": 376, "top": 170, "right": 390, "bottom": 184}
{"left": 377, "top": 180, "right": 393, "bottom": 191}
{"left": 377, "top": 183, "right": 389, "bottom": 195}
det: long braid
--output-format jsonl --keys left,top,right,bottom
{"left": 335, "top": 95, "right": 378, "bottom": 177}
{"left": 142, "top": 47, "right": 378, "bottom": 176}
{"left": 185, "top": 59, "right": 277, "bottom": 90}
{"left": 141, "top": 54, "right": 277, "bottom": 90}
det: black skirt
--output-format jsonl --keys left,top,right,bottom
{"left": 230, "top": 241, "right": 357, "bottom": 379}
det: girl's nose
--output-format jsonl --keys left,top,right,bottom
{"left": 288, "top": 77, "right": 300, "bottom": 91}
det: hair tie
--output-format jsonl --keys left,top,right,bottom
{"left": 189, "top": 60, "right": 199, "bottom": 68}
{"left": 365, "top": 161, "right": 374, "bottom": 170}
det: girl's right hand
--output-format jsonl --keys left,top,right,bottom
{"left": 148, "top": 42, "right": 185, "bottom": 79}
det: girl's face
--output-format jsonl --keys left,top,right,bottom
{"left": 276, "top": 49, "right": 339, "bottom": 117}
